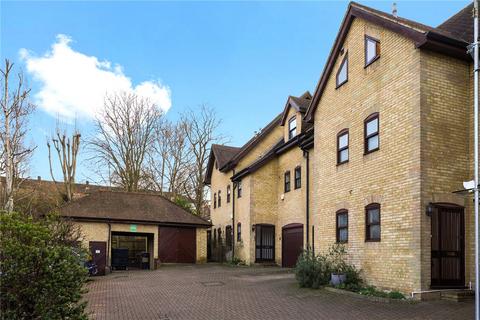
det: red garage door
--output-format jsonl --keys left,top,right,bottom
{"left": 282, "top": 224, "right": 303, "bottom": 268}
{"left": 159, "top": 226, "right": 196, "bottom": 263}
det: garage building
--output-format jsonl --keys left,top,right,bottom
{"left": 61, "top": 191, "right": 211, "bottom": 274}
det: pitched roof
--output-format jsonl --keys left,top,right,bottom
{"left": 60, "top": 190, "right": 211, "bottom": 227}
{"left": 204, "top": 144, "right": 240, "bottom": 185}
{"left": 226, "top": 113, "right": 283, "bottom": 168}
{"left": 280, "top": 91, "right": 312, "bottom": 125}
{"left": 437, "top": 3, "right": 473, "bottom": 43}
{"left": 212, "top": 144, "right": 241, "bottom": 169}
{"left": 304, "top": 1, "right": 472, "bottom": 123}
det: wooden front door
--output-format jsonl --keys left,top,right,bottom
{"left": 431, "top": 205, "right": 465, "bottom": 288}
{"left": 282, "top": 224, "right": 303, "bottom": 268}
{"left": 255, "top": 225, "right": 275, "bottom": 262}
{"left": 89, "top": 241, "right": 107, "bottom": 276}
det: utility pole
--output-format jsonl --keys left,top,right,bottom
{"left": 473, "top": 1, "right": 479, "bottom": 319}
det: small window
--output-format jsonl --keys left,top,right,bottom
{"left": 337, "top": 129, "right": 349, "bottom": 165}
{"left": 213, "top": 193, "right": 217, "bottom": 209}
{"left": 294, "top": 166, "right": 301, "bottom": 189}
{"left": 237, "top": 222, "right": 242, "bottom": 241}
{"left": 364, "top": 113, "right": 379, "bottom": 154}
{"left": 288, "top": 117, "right": 297, "bottom": 140}
{"left": 227, "top": 185, "right": 231, "bottom": 203}
{"left": 218, "top": 190, "right": 222, "bottom": 207}
{"left": 365, "top": 36, "right": 380, "bottom": 67}
{"left": 284, "top": 171, "right": 291, "bottom": 192}
{"left": 336, "top": 53, "right": 348, "bottom": 88}
{"left": 366, "top": 203, "right": 381, "bottom": 241}
{"left": 237, "top": 180, "right": 242, "bottom": 198}
{"left": 336, "top": 210, "right": 348, "bottom": 243}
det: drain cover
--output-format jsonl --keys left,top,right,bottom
{"left": 200, "top": 281, "right": 225, "bottom": 287}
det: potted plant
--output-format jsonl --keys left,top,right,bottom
{"left": 328, "top": 244, "right": 348, "bottom": 286}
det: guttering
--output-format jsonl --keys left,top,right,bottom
{"left": 232, "top": 169, "right": 236, "bottom": 261}
{"left": 303, "top": 149, "right": 310, "bottom": 249}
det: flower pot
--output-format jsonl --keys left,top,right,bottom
{"left": 330, "top": 273, "right": 347, "bottom": 286}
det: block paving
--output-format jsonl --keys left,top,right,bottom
{"left": 85, "top": 264, "right": 474, "bottom": 320}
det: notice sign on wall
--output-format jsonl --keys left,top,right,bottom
{"left": 130, "top": 224, "right": 137, "bottom": 232}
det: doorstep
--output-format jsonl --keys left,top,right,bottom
{"left": 412, "top": 289, "right": 474, "bottom": 301}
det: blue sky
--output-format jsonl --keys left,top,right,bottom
{"left": 0, "top": 0, "right": 470, "bottom": 184}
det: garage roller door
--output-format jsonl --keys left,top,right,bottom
{"left": 159, "top": 226, "right": 196, "bottom": 263}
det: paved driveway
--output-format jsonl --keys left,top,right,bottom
{"left": 85, "top": 264, "right": 474, "bottom": 320}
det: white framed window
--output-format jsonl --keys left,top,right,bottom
{"left": 336, "top": 54, "right": 348, "bottom": 88}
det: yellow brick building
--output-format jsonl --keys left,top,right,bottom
{"left": 205, "top": 2, "right": 475, "bottom": 296}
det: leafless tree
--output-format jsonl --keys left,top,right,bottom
{"left": 146, "top": 119, "right": 191, "bottom": 199}
{"left": 181, "top": 105, "right": 224, "bottom": 215}
{"left": 0, "top": 59, "right": 35, "bottom": 212}
{"left": 47, "top": 128, "right": 81, "bottom": 202}
{"left": 88, "top": 92, "right": 162, "bottom": 192}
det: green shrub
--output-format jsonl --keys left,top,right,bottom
{"left": 387, "top": 291, "right": 406, "bottom": 300}
{"left": 294, "top": 250, "right": 331, "bottom": 289}
{"left": 0, "top": 211, "right": 89, "bottom": 319}
{"left": 228, "top": 257, "right": 246, "bottom": 266}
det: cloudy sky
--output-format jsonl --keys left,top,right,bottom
{"left": 0, "top": 0, "right": 469, "bottom": 184}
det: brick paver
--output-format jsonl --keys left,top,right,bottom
{"left": 85, "top": 264, "right": 474, "bottom": 320}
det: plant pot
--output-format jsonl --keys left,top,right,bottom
{"left": 330, "top": 273, "right": 347, "bottom": 286}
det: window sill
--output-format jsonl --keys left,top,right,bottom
{"left": 364, "top": 147, "right": 379, "bottom": 155}
{"left": 365, "top": 239, "right": 381, "bottom": 243}
{"left": 337, "top": 160, "right": 349, "bottom": 166}
{"left": 335, "top": 79, "right": 348, "bottom": 89}
{"left": 364, "top": 56, "right": 380, "bottom": 69}
{"left": 336, "top": 241, "right": 348, "bottom": 244}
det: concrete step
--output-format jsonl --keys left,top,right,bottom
{"left": 441, "top": 290, "right": 475, "bottom": 302}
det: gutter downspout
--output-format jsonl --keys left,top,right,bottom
{"left": 107, "top": 223, "right": 111, "bottom": 273}
{"left": 232, "top": 169, "right": 236, "bottom": 261}
{"left": 303, "top": 149, "right": 310, "bottom": 249}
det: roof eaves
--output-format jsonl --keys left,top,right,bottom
{"left": 304, "top": 2, "right": 467, "bottom": 123}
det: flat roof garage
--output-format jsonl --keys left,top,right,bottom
{"left": 60, "top": 191, "right": 211, "bottom": 275}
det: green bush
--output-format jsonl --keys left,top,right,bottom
{"left": 294, "top": 250, "right": 332, "bottom": 289}
{"left": 0, "top": 211, "right": 89, "bottom": 319}
{"left": 358, "top": 285, "right": 406, "bottom": 300}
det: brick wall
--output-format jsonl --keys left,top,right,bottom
{"left": 311, "top": 18, "right": 422, "bottom": 293}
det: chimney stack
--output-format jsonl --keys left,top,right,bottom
{"left": 392, "top": 2, "right": 398, "bottom": 18}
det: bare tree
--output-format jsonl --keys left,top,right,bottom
{"left": 146, "top": 119, "right": 191, "bottom": 198}
{"left": 89, "top": 92, "right": 162, "bottom": 192}
{"left": 47, "top": 128, "right": 81, "bottom": 202}
{"left": 181, "top": 105, "right": 224, "bottom": 215}
{"left": 0, "top": 59, "right": 35, "bottom": 212}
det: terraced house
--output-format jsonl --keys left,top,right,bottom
{"left": 205, "top": 2, "right": 476, "bottom": 296}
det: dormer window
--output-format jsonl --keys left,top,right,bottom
{"left": 365, "top": 36, "right": 380, "bottom": 67}
{"left": 288, "top": 116, "right": 297, "bottom": 139}
{"left": 336, "top": 53, "right": 348, "bottom": 88}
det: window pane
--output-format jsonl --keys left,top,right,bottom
{"left": 367, "top": 135, "right": 379, "bottom": 151}
{"left": 340, "top": 149, "right": 349, "bottom": 162}
{"left": 339, "top": 228, "right": 348, "bottom": 242}
{"left": 369, "top": 225, "right": 380, "bottom": 239}
{"left": 366, "top": 39, "right": 377, "bottom": 63}
{"left": 337, "top": 59, "right": 347, "bottom": 84}
{"left": 368, "top": 209, "right": 380, "bottom": 223}
{"left": 339, "top": 133, "right": 348, "bottom": 148}
{"left": 338, "top": 213, "right": 347, "bottom": 228}
{"left": 366, "top": 118, "right": 378, "bottom": 135}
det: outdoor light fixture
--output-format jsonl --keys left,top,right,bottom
{"left": 251, "top": 224, "right": 255, "bottom": 232}
{"left": 426, "top": 203, "right": 433, "bottom": 217}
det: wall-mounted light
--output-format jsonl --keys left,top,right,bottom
{"left": 426, "top": 203, "right": 434, "bottom": 217}
{"left": 252, "top": 224, "right": 255, "bottom": 232}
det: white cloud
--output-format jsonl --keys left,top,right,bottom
{"left": 20, "top": 34, "right": 171, "bottom": 120}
